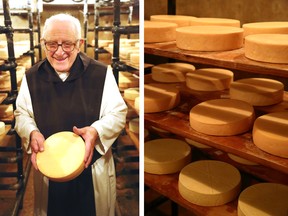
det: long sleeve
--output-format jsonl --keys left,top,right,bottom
{"left": 91, "top": 66, "right": 128, "bottom": 155}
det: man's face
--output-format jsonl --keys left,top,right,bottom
{"left": 42, "top": 20, "right": 82, "bottom": 72}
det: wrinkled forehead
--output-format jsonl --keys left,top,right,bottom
{"left": 43, "top": 20, "right": 78, "bottom": 41}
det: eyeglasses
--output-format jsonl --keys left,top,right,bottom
{"left": 43, "top": 40, "right": 79, "bottom": 52}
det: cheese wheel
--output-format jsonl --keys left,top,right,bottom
{"left": 144, "top": 138, "right": 191, "bottom": 174}
{"left": 150, "top": 15, "right": 196, "bottom": 27}
{"left": 176, "top": 26, "right": 243, "bottom": 51}
{"left": 238, "top": 183, "right": 288, "bottom": 216}
{"left": 185, "top": 138, "right": 211, "bottom": 149}
{"left": 134, "top": 96, "right": 140, "bottom": 111}
{"left": 36, "top": 131, "right": 85, "bottom": 182}
{"left": 227, "top": 153, "right": 258, "bottom": 166}
{"left": 245, "top": 34, "right": 288, "bottom": 63}
{"left": 189, "top": 99, "right": 255, "bottom": 136}
{"left": 186, "top": 68, "right": 233, "bottom": 91}
{"left": 230, "top": 78, "right": 284, "bottom": 106}
{"left": 129, "top": 118, "right": 139, "bottom": 134}
{"left": 119, "top": 71, "right": 139, "bottom": 90}
{"left": 0, "top": 121, "right": 5, "bottom": 136}
{"left": 130, "top": 53, "right": 139, "bottom": 65}
{"left": 144, "top": 21, "right": 177, "bottom": 43}
{"left": 242, "top": 21, "right": 288, "bottom": 37}
{"left": 152, "top": 63, "right": 195, "bottom": 83}
{"left": 253, "top": 111, "right": 288, "bottom": 158}
{"left": 151, "top": 126, "right": 171, "bottom": 135}
{"left": 0, "top": 105, "right": 13, "bottom": 117}
{"left": 144, "top": 83, "right": 180, "bottom": 113}
{"left": 124, "top": 87, "right": 139, "bottom": 100}
{"left": 190, "top": 17, "right": 240, "bottom": 27}
{"left": 179, "top": 160, "right": 241, "bottom": 206}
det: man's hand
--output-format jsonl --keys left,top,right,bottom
{"left": 73, "top": 126, "right": 98, "bottom": 168}
{"left": 30, "top": 130, "right": 45, "bottom": 170}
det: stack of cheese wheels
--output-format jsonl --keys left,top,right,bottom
{"left": 144, "top": 138, "right": 191, "bottom": 174}
{"left": 119, "top": 72, "right": 139, "bottom": 91}
{"left": 185, "top": 138, "right": 211, "bottom": 149}
{"left": 189, "top": 99, "right": 255, "bottom": 136}
{"left": 230, "top": 78, "right": 284, "bottom": 106}
{"left": 179, "top": 160, "right": 241, "bottom": 206}
{"left": 144, "top": 21, "right": 177, "bottom": 43}
{"left": 36, "top": 131, "right": 85, "bottom": 182}
{"left": 176, "top": 26, "right": 243, "bottom": 51}
{"left": 151, "top": 62, "right": 195, "bottom": 83}
{"left": 144, "top": 83, "right": 180, "bottom": 113}
{"left": 0, "top": 121, "right": 5, "bottom": 136}
{"left": 186, "top": 68, "right": 234, "bottom": 91}
{"left": 253, "top": 111, "right": 288, "bottom": 158}
{"left": 190, "top": 17, "right": 240, "bottom": 27}
{"left": 227, "top": 153, "right": 258, "bottom": 166}
{"left": 238, "top": 183, "right": 288, "bottom": 216}
{"left": 242, "top": 21, "right": 288, "bottom": 37}
{"left": 150, "top": 15, "right": 196, "bottom": 27}
{"left": 124, "top": 87, "right": 139, "bottom": 101}
{"left": 130, "top": 53, "right": 139, "bottom": 65}
{"left": 129, "top": 117, "right": 139, "bottom": 134}
{"left": 245, "top": 34, "right": 288, "bottom": 63}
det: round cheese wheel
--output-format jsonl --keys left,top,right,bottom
{"left": 190, "top": 17, "right": 240, "bottom": 27}
{"left": 189, "top": 99, "right": 255, "bottom": 136}
{"left": 179, "top": 160, "right": 241, "bottom": 206}
{"left": 230, "top": 78, "right": 284, "bottom": 106}
{"left": 152, "top": 62, "right": 195, "bottom": 83}
{"left": 144, "top": 83, "right": 180, "bottom": 113}
{"left": 150, "top": 15, "right": 196, "bottom": 27}
{"left": 185, "top": 138, "right": 211, "bottom": 149}
{"left": 186, "top": 68, "right": 233, "bottom": 91}
{"left": 0, "top": 121, "right": 5, "bottom": 136}
{"left": 144, "top": 21, "right": 177, "bottom": 43}
{"left": 253, "top": 111, "right": 288, "bottom": 158}
{"left": 227, "top": 153, "right": 258, "bottom": 166}
{"left": 144, "top": 138, "right": 191, "bottom": 174}
{"left": 134, "top": 96, "right": 140, "bottom": 111}
{"left": 0, "top": 105, "right": 13, "bottom": 117}
{"left": 36, "top": 131, "right": 85, "bottom": 182}
{"left": 238, "top": 183, "right": 288, "bottom": 216}
{"left": 124, "top": 87, "right": 139, "bottom": 100}
{"left": 119, "top": 72, "right": 139, "bottom": 90}
{"left": 129, "top": 118, "right": 139, "bottom": 134}
{"left": 245, "top": 34, "right": 288, "bottom": 63}
{"left": 242, "top": 21, "right": 288, "bottom": 37}
{"left": 176, "top": 26, "right": 243, "bottom": 51}
{"left": 151, "top": 126, "right": 171, "bottom": 135}
{"left": 130, "top": 53, "right": 139, "bottom": 65}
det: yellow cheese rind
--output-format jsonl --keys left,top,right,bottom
{"left": 150, "top": 15, "right": 196, "bottom": 27}
{"left": 144, "top": 138, "right": 191, "bottom": 174}
{"left": 189, "top": 99, "right": 255, "bottom": 136}
{"left": 185, "top": 138, "right": 211, "bottom": 149}
{"left": 129, "top": 118, "right": 139, "bottom": 134}
{"left": 179, "top": 160, "right": 241, "bottom": 206}
{"left": 144, "top": 21, "right": 177, "bottom": 43}
{"left": 242, "top": 21, "right": 288, "bottom": 37}
{"left": 152, "top": 63, "right": 195, "bottom": 83}
{"left": 238, "top": 183, "right": 288, "bottom": 216}
{"left": 230, "top": 78, "right": 284, "bottom": 106}
{"left": 124, "top": 87, "right": 139, "bottom": 100}
{"left": 144, "top": 83, "right": 180, "bottom": 113}
{"left": 253, "top": 112, "right": 288, "bottom": 158}
{"left": 186, "top": 68, "right": 233, "bottom": 91}
{"left": 227, "top": 153, "right": 258, "bottom": 166}
{"left": 36, "top": 131, "right": 85, "bottom": 182}
{"left": 190, "top": 17, "right": 240, "bottom": 27}
{"left": 0, "top": 121, "right": 5, "bottom": 136}
{"left": 245, "top": 34, "right": 288, "bottom": 63}
{"left": 176, "top": 26, "right": 243, "bottom": 51}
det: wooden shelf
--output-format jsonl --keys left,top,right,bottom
{"left": 144, "top": 41, "right": 288, "bottom": 78}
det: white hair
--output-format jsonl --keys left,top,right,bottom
{"left": 42, "top": 13, "right": 82, "bottom": 39}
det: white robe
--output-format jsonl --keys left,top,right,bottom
{"left": 14, "top": 66, "right": 127, "bottom": 216}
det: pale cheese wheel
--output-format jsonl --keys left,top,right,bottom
{"left": 152, "top": 63, "right": 195, "bottom": 83}
{"left": 245, "top": 34, "right": 288, "bottom": 63}
{"left": 150, "top": 15, "right": 196, "bottom": 27}
{"left": 238, "top": 183, "right": 288, "bottom": 216}
{"left": 179, "top": 160, "right": 241, "bottom": 206}
{"left": 253, "top": 111, "right": 288, "bottom": 158}
{"left": 242, "top": 21, "right": 288, "bottom": 37}
{"left": 190, "top": 17, "right": 240, "bottom": 27}
{"left": 176, "top": 26, "right": 243, "bottom": 51}
{"left": 230, "top": 78, "right": 284, "bottom": 106}
{"left": 36, "top": 131, "right": 85, "bottom": 182}
{"left": 130, "top": 53, "right": 139, "bottom": 65}
{"left": 151, "top": 126, "right": 171, "bottom": 135}
{"left": 144, "top": 138, "right": 191, "bottom": 174}
{"left": 144, "top": 83, "right": 180, "bottom": 113}
{"left": 0, "top": 121, "right": 5, "bottom": 135}
{"left": 134, "top": 96, "right": 140, "bottom": 111}
{"left": 144, "top": 21, "right": 177, "bottom": 43}
{"left": 129, "top": 118, "right": 139, "bottom": 134}
{"left": 124, "top": 87, "right": 139, "bottom": 100}
{"left": 185, "top": 138, "right": 211, "bottom": 149}
{"left": 186, "top": 68, "right": 233, "bottom": 91}
{"left": 119, "top": 72, "right": 139, "bottom": 90}
{"left": 189, "top": 99, "right": 255, "bottom": 136}
{"left": 227, "top": 153, "right": 258, "bottom": 166}
{"left": 0, "top": 105, "right": 13, "bottom": 118}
